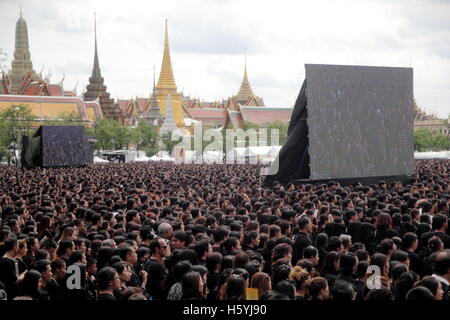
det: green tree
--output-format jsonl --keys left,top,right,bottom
{"left": 414, "top": 129, "right": 450, "bottom": 151}
{"left": 243, "top": 120, "right": 289, "bottom": 146}
{"left": 90, "top": 118, "right": 118, "bottom": 150}
{"left": 0, "top": 104, "right": 35, "bottom": 146}
{"left": 133, "top": 121, "right": 159, "bottom": 156}
{"left": 160, "top": 132, "right": 182, "bottom": 156}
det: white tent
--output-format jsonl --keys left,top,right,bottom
{"left": 134, "top": 154, "right": 151, "bottom": 162}
{"left": 160, "top": 154, "right": 175, "bottom": 162}
{"left": 226, "top": 146, "right": 282, "bottom": 163}
{"left": 94, "top": 156, "right": 109, "bottom": 163}
{"left": 149, "top": 155, "right": 162, "bottom": 161}
{"left": 414, "top": 151, "right": 450, "bottom": 159}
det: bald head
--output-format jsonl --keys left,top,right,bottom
{"left": 433, "top": 249, "right": 450, "bottom": 277}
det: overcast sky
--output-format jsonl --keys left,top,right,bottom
{"left": 0, "top": 0, "right": 449, "bottom": 117}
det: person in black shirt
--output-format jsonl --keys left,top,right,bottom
{"left": 32, "top": 260, "right": 53, "bottom": 300}
{"left": 0, "top": 238, "right": 26, "bottom": 299}
{"left": 97, "top": 266, "right": 121, "bottom": 300}
{"left": 421, "top": 214, "right": 450, "bottom": 249}
{"left": 120, "top": 246, "right": 147, "bottom": 289}
{"left": 402, "top": 232, "right": 421, "bottom": 274}
{"left": 17, "top": 270, "right": 45, "bottom": 300}
{"left": 145, "top": 238, "right": 170, "bottom": 299}
{"left": 292, "top": 217, "right": 313, "bottom": 265}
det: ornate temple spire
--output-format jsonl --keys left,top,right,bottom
{"left": 8, "top": 7, "right": 39, "bottom": 94}
{"left": 236, "top": 49, "right": 255, "bottom": 103}
{"left": 92, "top": 11, "right": 101, "bottom": 79}
{"left": 145, "top": 65, "right": 163, "bottom": 124}
{"left": 156, "top": 20, "right": 177, "bottom": 91}
{"left": 159, "top": 94, "right": 177, "bottom": 134}
{"left": 84, "top": 11, "right": 121, "bottom": 119}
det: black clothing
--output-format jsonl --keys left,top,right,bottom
{"left": 46, "top": 280, "right": 64, "bottom": 301}
{"left": 145, "top": 258, "right": 167, "bottom": 300}
{"left": 22, "top": 255, "right": 34, "bottom": 270}
{"left": 421, "top": 231, "right": 450, "bottom": 249}
{"left": 0, "top": 257, "right": 19, "bottom": 299}
{"left": 354, "top": 279, "right": 365, "bottom": 301}
{"left": 324, "top": 273, "right": 337, "bottom": 289}
{"left": 206, "top": 271, "right": 220, "bottom": 301}
{"left": 126, "top": 265, "right": 141, "bottom": 288}
{"left": 97, "top": 293, "right": 116, "bottom": 300}
{"left": 375, "top": 228, "right": 398, "bottom": 243}
{"left": 17, "top": 258, "right": 28, "bottom": 274}
{"left": 292, "top": 232, "right": 313, "bottom": 265}
{"left": 407, "top": 250, "right": 422, "bottom": 275}
{"left": 336, "top": 272, "right": 355, "bottom": 284}
{"left": 324, "top": 222, "right": 346, "bottom": 238}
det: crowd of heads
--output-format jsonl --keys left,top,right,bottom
{"left": 0, "top": 159, "right": 449, "bottom": 301}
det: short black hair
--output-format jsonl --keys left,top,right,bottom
{"left": 331, "top": 280, "right": 355, "bottom": 301}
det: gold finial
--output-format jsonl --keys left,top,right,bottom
{"left": 156, "top": 19, "right": 177, "bottom": 90}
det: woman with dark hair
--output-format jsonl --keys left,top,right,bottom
{"left": 38, "top": 215, "right": 53, "bottom": 241}
{"left": 307, "top": 277, "right": 329, "bottom": 300}
{"left": 111, "top": 262, "right": 132, "bottom": 299}
{"left": 176, "top": 249, "right": 199, "bottom": 266}
{"left": 374, "top": 213, "right": 398, "bottom": 243}
{"left": 420, "top": 236, "right": 444, "bottom": 275}
{"left": 274, "top": 280, "right": 295, "bottom": 300}
{"left": 181, "top": 271, "right": 204, "bottom": 300}
{"left": 371, "top": 253, "right": 389, "bottom": 278}
{"left": 416, "top": 276, "right": 444, "bottom": 300}
{"left": 68, "top": 250, "right": 87, "bottom": 266}
{"left": 168, "top": 261, "right": 192, "bottom": 300}
{"left": 393, "top": 271, "right": 418, "bottom": 301}
{"left": 194, "top": 239, "right": 212, "bottom": 266}
{"left": 250, "top": 272, "right": 271, "bottom": 299}
{"left": 320, "top": 251, "right": 340, "bottom": 288}
{"left": 271, "top": 263, "right": 291, "bottom": 289}
{"left": 336, "top": 254, "right": 358, "bottom": 284}
{"left": 221, "top": 274, "right": 246, "bottom": 300}
{"left": 22, "top": 237, "right": 39, "bottom": 270}
{"left": 17, "top": 270, "right": 43, "bottom": 300}
{"left": 405, "top": 286, "right": 434, "bottom": 300}
{"left": 315, "top": 233, "right": 328, "bottom": 269}
{"left": 16, "top": 239, "right": 28, "bottom": 273}
{"left": 271, "top": 243, "right": 292, "bottom": 273}
{"left": 97, "top": 267, "right": 121, "bottom": 300}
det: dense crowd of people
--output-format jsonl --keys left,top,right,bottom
{"left": 0, "top": 160, "right": 449, "bottom": 301}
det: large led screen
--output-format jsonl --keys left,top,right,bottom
{"left": 41, "top": 125, "right": 92, "bottom": 167}
{"left": 305, "top": 64, "right": 414, "bottom": 180}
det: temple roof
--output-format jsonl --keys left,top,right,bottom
{"left": 240, "top": 107, "right": 292, "bottom": 124}
{"left": 156, "top": 20, "right": 177, "bottom": 91}
{"left": 0, "top": 94, "right": 91, "bottom": 122}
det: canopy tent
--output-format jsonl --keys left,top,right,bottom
{"left": 414, "top": 151, "right": 450, "bottom": 159}
{"left": 93, "top": 156, "right": 109, "bottom": 163}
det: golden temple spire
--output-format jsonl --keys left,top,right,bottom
{"left": 156, "top": 19, "right": 177, "bottom": 91}
{"left": 236, "top": 48, "right": 255, "bottom": 102}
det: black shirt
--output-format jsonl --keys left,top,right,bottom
{"left": 292, "top": 232, "right": 313, "bottom": 265}
{"left": 0, "top": 257, "right": 19, "bottom": 299}
{"left": 97, "top": 293, "right": 116, "bottom": 301}
{"left": 126, "top": 265, "right": 142, "bottom": 288}
{"left": 46, "top": 279, "right": 64, "bottom": 301}
{"left": 145, "top": 258, "right": 167, "bottom": 300}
